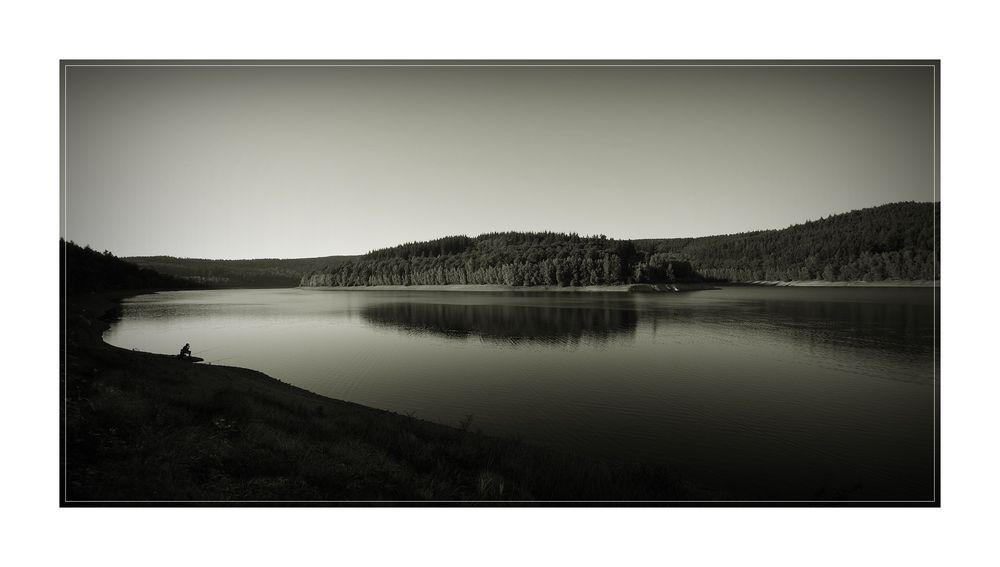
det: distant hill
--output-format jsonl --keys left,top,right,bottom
{"left": 302, "top": 201, "right": 938, "bottom": 287}
{"left": 126, "top": 255, "right": 357, "bottom": 288}
{"left": 77, "top": 201, "right": 938, "bottom": 291}
{"left": 635, "top": 201, "right": 939, "bottom": 282}
{"left": 63, "top": 239, "right": 202, "bottom": 294}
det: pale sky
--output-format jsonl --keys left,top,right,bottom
{"left": 63, "top": 63, "right": 936, "bottom": 259}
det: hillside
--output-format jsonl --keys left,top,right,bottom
{"left": 62, "top": 240, "right": 203, "bottom": 294}
{"left": 127, "top": 254, "right": 357, "bottom": 288}
{"left": 302, "top": 202, "right": 938, "bottom": 287}
{"left": 636, "top": 201, "right": 939, "bottom": 282}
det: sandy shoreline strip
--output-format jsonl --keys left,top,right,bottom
{"left": 298, "top": 280, "right": 937, "bottom": 291}
{"left": 299, "top": 283, "right": 715, "bottom": 293}
{"left": 739, "top": 280, "right": 939, "bottom": 287}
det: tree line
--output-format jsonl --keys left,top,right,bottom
{"left": 126, "top": 254, "right": 357, "bottom": 288}
{"left": 302, "top": 231, "right": 696, "bottom": 287}
{"left": 302, "top": 202, "right": 938, "bottom": 287}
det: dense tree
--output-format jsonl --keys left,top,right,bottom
{"left": 302, "top": 202, "right": 938, "bottom": 287}
{"left": 635, "top": 201, "right": 939, "bottom": 282}
{"left": 63, "top": 239, "right": 203, "bottom": 294}
{"left": 302, "top": 231, "right": 694, "bottom": 287}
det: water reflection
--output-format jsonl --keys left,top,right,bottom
{"left": 105, "top": 287, "right": 937, "bottom": 500}
{"left": 360, "top": 289, "right": 937, "bottom": 362}
{"left": 362, "top": 300, "right": 638, "bottom": 345}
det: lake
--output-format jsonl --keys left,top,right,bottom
{"left": 104, "top": 286, "right": 938, "bottom": 500}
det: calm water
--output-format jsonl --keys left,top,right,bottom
{"left": 105, "top": 287, "right": 938, "bottom": 500}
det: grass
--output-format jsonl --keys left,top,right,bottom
{"left": 62, "top": 293, "right": 716, "bottom": 503}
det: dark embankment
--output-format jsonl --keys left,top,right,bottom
{"left": 62, "top": 244, "right": 711, "bottom": 502}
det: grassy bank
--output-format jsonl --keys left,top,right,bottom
{"left": 63, "top": 293, "right": 712, "bottom": 503}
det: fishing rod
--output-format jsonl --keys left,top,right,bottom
{"left": 205, "top": 356, "right": 234, "bottom": 365}
{"left": 193, "top": 346, "right": 223, "bottom": 356}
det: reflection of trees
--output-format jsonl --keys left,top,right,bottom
{"left": 362, "top": 301, "right": 638, "bottom": 345}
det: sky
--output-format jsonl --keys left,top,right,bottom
{"left": 63, "top": 63, "right": 936, "bottom": 259}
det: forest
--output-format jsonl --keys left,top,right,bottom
{"left": 302, "top": 231, "right": 695, "bottom": 287}
{"left": 301, "top": 201, "right": 938, "bottom": 287}
{"left": 62, "top": 239, "right": 202, "bottom": 294}
{"left": 637, "top": 201, "right": 939, "bottom": 282}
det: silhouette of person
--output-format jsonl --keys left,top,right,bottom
{"left": 180, "top": 343, "right": 191, "bottom": 358}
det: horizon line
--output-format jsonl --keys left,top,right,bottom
{"left": 68, "top": 200, "right": 939, "bottom": 262}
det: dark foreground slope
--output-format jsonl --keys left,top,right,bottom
{"left": 63, "top": 294, "right": 704, "bottom": 502}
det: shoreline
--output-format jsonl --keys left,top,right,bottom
{"left": 733, "top": 280, "right": 939, "bottom": 288}
{"left": 63, "top": 291, "right": 709, "bottom": 503}
{"left": 297, "top": 280, "right": 939, "bottom": 292}
{"left": 298, "top": 282, "right": 716, "bottom": 293}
